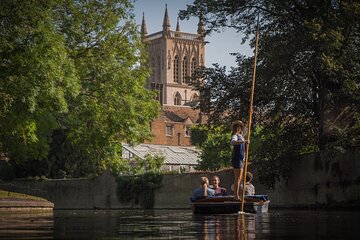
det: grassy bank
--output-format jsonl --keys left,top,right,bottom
{"left": 0, "top": 190, "right": 46, "bottom": 201}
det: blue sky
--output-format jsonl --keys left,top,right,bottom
{"left": 133, "top": 0, "right": 252, "bottom": 69}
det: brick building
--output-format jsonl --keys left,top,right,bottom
{"left": 142, "top": 5, "right": 207, "bottom": 146}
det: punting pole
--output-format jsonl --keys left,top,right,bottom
{"left": 240, "top": 13, "right": 260, "bottom": 214}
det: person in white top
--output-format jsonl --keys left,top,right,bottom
{"left": 244, "top": 172, "right": 255, "bottom": 196}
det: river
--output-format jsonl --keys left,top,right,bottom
{"left": 1, "top": 209, "right": 359, "bottom": 239}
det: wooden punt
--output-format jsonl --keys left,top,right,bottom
{"left": 191, "top": 195, "right": 270, "bottom": 214}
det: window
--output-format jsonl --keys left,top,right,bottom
{"left": 185, "top": 126, "right": 191, "bottom": 137}
{"left": 174, "top": 92, "right": 181, "bottom": 105}
{"left": 182, "top": 56, "right": 188, "bottom": 83}
{"left": 157, "top": 56, "right": 161, "bottom": 82}
{"left": 191, "top": 57, "right": 196, "bottom": 75}
{"left": 151, "top": 57, "right": 155, "bottom": 82}
{"left": 173, "top": 55, "right": 179, "bottom": 83}
{"left": 166, "top": 125, "right": 173, "bottom": 136}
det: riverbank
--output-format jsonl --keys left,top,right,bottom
{"left": 0, "top": 190, "right": 54, "bottom": 210}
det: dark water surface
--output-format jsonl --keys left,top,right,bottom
{"left": 1, "top": 209, "right": 359, "bottom": 239}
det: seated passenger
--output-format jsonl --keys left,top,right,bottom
{"left": 191, "top": 176, "right": 215, "bottom": 201}
{"left": 232, "top": 172, "right": 256, "bottom": 196}
{"left": 244, "top": 172, "right": 255, "bottom": 196}
{"left": 211, "top": 175, "right": 227, "bottom": 196}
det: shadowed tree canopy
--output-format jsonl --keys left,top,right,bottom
{"left": 0, "top": 0, "right": 160, "bottom": 178}
{"left": 180, "top": 0, "right": 360, "bottom": 187}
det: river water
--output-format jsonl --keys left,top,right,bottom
{"left": 0, "top": 209, "right": 359, "bottom": 239}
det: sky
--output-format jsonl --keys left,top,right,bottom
{"left": 133, "top": 0, "right": 253, "bottom": 69}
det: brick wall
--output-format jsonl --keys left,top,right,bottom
{"left": 146, "top": 106, "right": 208, "bottom": 146}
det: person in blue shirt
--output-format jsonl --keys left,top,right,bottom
{"left": 191, "top": 176, "right": 215, "bottom": 201}
{"left": 230, "top": 120, "right": 248, "bottom": 201}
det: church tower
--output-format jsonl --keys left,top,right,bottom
{"left": 142, "top": 5, "right": 207, "bottom": 146}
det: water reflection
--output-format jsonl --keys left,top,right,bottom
{"left": 194, "top": 212, "right": 268, "bottom": 240}
{"left": 0, "top": 209, "right": 53, "bottom": 240}
{"left": 52, "top": 209, "right": 267, "bottom": 239}
{"left": 0, "top": 209, "right": 358, "bottom": 239}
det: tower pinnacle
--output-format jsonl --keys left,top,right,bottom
{"left": 141, "top": 12, "right": 148, "bottom": 37}
{"left": 162, "top": 4, "right": 170, "bottom": 35}
{"left": 176, "top": 18, "right": 181, "bottom": 32}
{"left": 197, "top": 15, "right": 205, "bottom": 37}
{"left": 175, "top": 18, "right": 181, "bottom": 37}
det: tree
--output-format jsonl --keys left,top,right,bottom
{"left": 191, "top": 124, "right": 263, "bottom": 172}
{"left": 181, "top": 0, "right": 360, "bottom": 187}
{"left": 49, "top": 0, "right": 160, "bottom": 178}
{"left": 0, "top": 0, "right": 79, "bottom": 163}
{"left": 0, "top": 0, "right": 160, "bottom": 178}
{"left": 192, "top": 125, "right": 232, "bottom": 171}
{"left": 131, "top": 154, "right": 165, "bottom": 175}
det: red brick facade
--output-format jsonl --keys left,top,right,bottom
{"left": 145, "top": 105, "right": 208, "bottom": 146}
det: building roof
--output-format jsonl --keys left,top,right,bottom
{"left": 122, "top": 143, "right": 200, "bottom": 166}
{"left": 162, "top": 105, "right": 204, "bottom": 124}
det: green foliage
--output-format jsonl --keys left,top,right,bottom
{"left": 197, "top": 132, "right": 231, "bottom": 171}
{"left": 46, "top": 129, "right": 106, "bottom": 178}
{"left": 190, "top": 125, "right": 208, "bottom": 147}
{"left": 0, "top": 0, "right": 160, "bottom": 178}
{"left": 193, "top": 125, "right": 263, "bottom": 172}
{"left": 116, "top": 172, "right": 163, "bottom": 208}
{"left": 0, "top": 0, "right": 78, "bottom": 162}
{"left": 115, "top": 154, "right": 164, "bottom": 208}
{"left": 323, "top": 112, "right": 360, "bottom": 159}
{"left": 181, "top": 0, "right": 360, "bottom": 188}
{"left": 113, "top": 152, "right": 164, "bottom": 176}
{"left": 131, "top": 154, "right": 165, "bottom": 175}
{"left": 192, "top": 126, "right": 231, "bottom": 171}
{"left": 51, "top": 0, "right": 160, "bottom": 177}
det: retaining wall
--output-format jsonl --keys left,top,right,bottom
{"left": 0, "top": 148, "right": 359, "bottom": 209}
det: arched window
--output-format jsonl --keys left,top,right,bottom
{"left": 157, "top": 55, "right": 161, "bottom": 82}
{"left": 151, "top": 57, "right": 155, "bottom": 82}
{"left": 173, "top": 55, "right": 179, "bottom": 83}
{"left": 182, "top": 56, "right": 188, "bottom": 83}
{"left": 174, "top": 92, "right": 182, "bottom": 105}
{"left": 191, "top": 57, "right": 196, "bottom": 75}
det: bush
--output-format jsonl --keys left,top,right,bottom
{"left": 116, "top": 172, "right": 163, "bottom": 208}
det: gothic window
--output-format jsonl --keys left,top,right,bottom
{"left": 191, "top": 57, "right": 196, "bottom": 75}
{"left": 157, "top": 55, "right": 161, "bottom": 82}
{"left": 151, "top": 57, "right": 155, "bottom": 82}
{"left": 174, "top": 92, "right": 182, "bottom": 105}
{"left": 173, "top": 55, "right": 179, "bottom": 83}
{"left": 182, "top": 56, "right": 188, "bottom": 83}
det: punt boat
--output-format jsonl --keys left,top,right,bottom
{"left": 191, "top": 195, "right": 270, "bottom": 214}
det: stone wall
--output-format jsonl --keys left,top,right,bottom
{"left": 0, "top": 170, "right": 138, "bottom": 209}
{"left": 1, "top": 148, "right": 359, "bottom": 209}
{"left": 256, "top": 147, "right": 360, "bottom": 208}
{"left": 154, "top": 148, "right": 360, "bottom": 208}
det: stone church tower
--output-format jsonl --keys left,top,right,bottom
{"left": 142, "top": 5, "right": 207, "bottom": 146}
